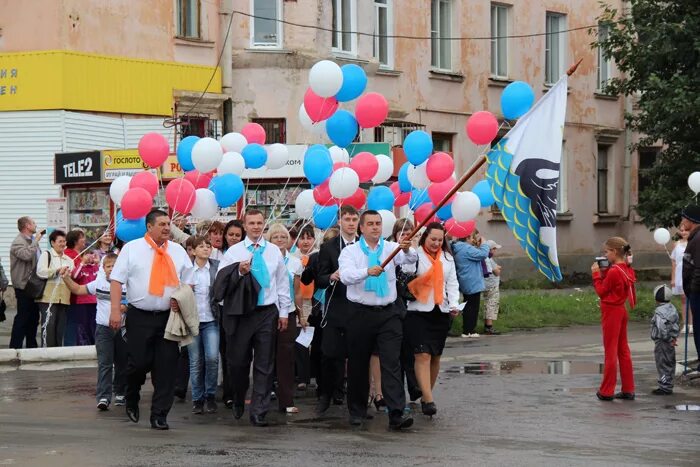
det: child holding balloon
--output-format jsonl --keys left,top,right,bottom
{"left": 671, "top": 225, "right": 691, "bottom": 334}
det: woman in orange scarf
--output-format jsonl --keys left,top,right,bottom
{"left": 406, "top": 222, "right": 460, "bottom": 416}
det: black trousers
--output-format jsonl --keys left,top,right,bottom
{"left": 346, "top": 303, "right": 405, "bottom": 419}
{"left": 401, "top": 318, "right": 421, "bottom": 400}
{"left": 462, "top": 292, "right": 481, "bottom": 334}
{"left": 10, "top": 288, "right": 40, "bottom": 349}
{"left": 224, "top": 305, "right": 278, "bottom": 417}
{"left": 174, "top": 346, "right": 189, "bottom": 398}
{"left": 125, "top": 307, "right": 179, "bottom": 418}
{"left": 219, "top": 322, "right": 233, "bottom": 402}
{"left": 319, "top": 324, "right": 347, "bottom": 400}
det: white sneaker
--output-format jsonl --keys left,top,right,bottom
{"left": 97, "top": 398, "right": 109, "bottom": 411}
{"left": 469, "top": 333, "right": 481, "bottom": 338}
{"left": 689, "top": 325, "right": 694, "bottom": 335}
{"left": 461, "top": 334, "right": 469, "bottom": 338}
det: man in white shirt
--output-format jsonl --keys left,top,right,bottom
{"left": 338, "top": 209, "right": 417, "bottom": 430}
{"left": 217, "top": 209, "right": 292, "bottom": 427}
{"left": 109, "top": 209, "right": 194, "bottom": 430}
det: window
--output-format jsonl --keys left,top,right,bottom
{"left": 176, "top": 0, "right": 200, "bottom": 39}
{"left": 252, "top": 118, "right": 286, "bottom": 144}
{"left": 597, "top": 23, "right": 612, "bottom": 91}
{"left": 374, "top": 121, "right": 425, "bottom": 146}
{"left": 597, "top": 144, "right": 610, "bottom": 213}
{"left": 490, "top": 4, "right": 508, "bottom": 77}
{"left": 431, "top": 0, "right": 452, "bottom": 70}
{"left": 637, "top": 147, "right": 659, "bottom": 195}
{"left": 180, "top": 116, "right": 219, "bottom": 138}
{"left": 251, "top": 0, "right": 282, "bottom": 48}
{"left": 557, "top": 142, "right": 567, "bottom": 213}
{"left": 545, "top": 13, "right": 566, "bottom": 84}
{"left": 332, "top": 0, "right": 356, "bottom": 54}
{"left": 374, "top": 0, "right": 394, "bottom": 68}
{"left": 432, "top": 132, "right": 454, "bottom": 153}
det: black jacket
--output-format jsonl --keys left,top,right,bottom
{"left": 213, "top": 262, "right": 261, "bottom": 334}
{"left": 683, "top": 225, "right": 700, "bottom": 296}
{"left": 317, "top": 235, "right": 357, "bottom": 326}
{"left": 301, "top": 252, "right": 320, "bottom": 286}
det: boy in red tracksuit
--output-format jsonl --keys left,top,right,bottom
{"left": 591, "top": 236, "right": 637, "bottom": 401}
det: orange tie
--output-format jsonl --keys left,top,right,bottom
{"left": 300, "top": 255, "right": 314, "bottom": 299}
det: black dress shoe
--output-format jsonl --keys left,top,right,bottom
{"left": 224, "top": 399, "right": 234, "bottom": 409}
{"left": 316, "top": 395, "right": 331, "bottom": 415}
{"left": 596, "top": 391, "right": 614, "bottom": 401}
{"left": 388, "top": 414, "right": 414, "bottom": 430}
{"left": 233, "top": 405, "right": 245, "bottom": 420}
{"left": 332, "top": 397, "right": 344, "bottom": 405}
{"left": 126, "top": 405, "right": 139, "bottom": 423}
{"left": 421, "top": 401, "right": 437, "bottom": 416}
{"left": 150, "top": 416, "right": 169, "bottom": 430}
{"left": 249, "top": 414, "right": 269, "bottom": 427}
{"left": 348, "top": 416, "right": 363, "bottom": 426}
{"left": 651, "top": 388, "right": 673, "bottom": 395}
{"left": 614, "top": 392, "right": 635, "bottom": 400}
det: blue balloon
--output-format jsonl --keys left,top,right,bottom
{"left": 436, "top": 203, "right": 453, "bottom": 221}
{"left": 472, "top": 180, "right": 495, "bottom": 207}
{"left": 303, "top": 146, "right": 333, "bottom": 185}
{"left": 335, "top": 64, "right": 368, "bottom": 102}
{"left": 242, "top": 143, "right": 267, "bottom": 169}
{"left": 409, "top": 188, "right": 431, "bottom": 210}
{"left": 501, "top": 81, "right": 535, "bottom": 120}
{"left": 115, "top": 210, "right": 146, "bottom": 243}
{"left": 398, "top": 162, "right": 413, "bottom": 193}
{"left": 366, "top": 186, "right": 394, "bottom": 211}
{"left": 176, "top": 135, "right": 199, "bottom": 172}
{"left": 325, "top": 110, "right": 358, "bottom": 148}
{"left": 403, "top": 131, "right": 433, "bottom": 166}
{"left": 209, "top": 173, "right": 244, "bottom": 207}
{"left": 312, "top": 204, "right": 339, "bottom": 230}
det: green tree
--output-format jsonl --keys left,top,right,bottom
{"left": 595, "top": 0, "right": 700, "bottom": 228}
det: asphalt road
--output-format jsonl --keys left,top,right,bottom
{"left": 1, "top": 324, "right": 698, "bottom": 466}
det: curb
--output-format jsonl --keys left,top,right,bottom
{"left": 0, "top": 345, "right": 97, "bottom": 365}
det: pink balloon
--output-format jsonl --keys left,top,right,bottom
{"left": 165, "top": 179, "right": 196, "bottom": 214}
{"left": 241, "top": 123, "right": 266, "bottom": 145}
{"left": 414, "top": 204, "right": 438, "bottom": 225}
{"left": 349, "top": 152, "right": 379, "bottom": 183}
{"left": 341, "top": 188, "right": 366, "bottom": 210}
{"left": 445, "top": 219, "right": 476, "bottom": 238}
{"left": 391, "top": 182, "right": 411, "bottom": 207}
{"left": 184, "top": 170, "right": 213, "bottom": 189}
{"left": 121, "top": 188, "right": 153, "bottom": 220}
{"left": 426, "top": 152, "right": 455, "bottom": 183}
{"left": 313, "top": 180, "right": 335, "bottom": 206}
{"left": 355, "top": 92, "right": 389, "bottom": 129}
{"left": 130, "top": 171, "right": 158, "bottom": 198}
{"left": 333, "top": 162, "right": 350, "bottom": 171}
{"left": 466, "top": 111, "right": 499, "bottom": 145}
{"left": 138, "top": 132, "right": 170, "bottom": 168}
{"left": 428, "top": 178, "right": 457, "bottom": 205}
{"left": 304, "top": 88, "right": 339, "bottom": 123}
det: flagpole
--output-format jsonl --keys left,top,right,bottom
{"left": 379, "top": 59, "right": 583, "bottom": 268}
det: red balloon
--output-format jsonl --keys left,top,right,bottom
{"left": 138, "top": 132, "right": 170, "bottom": 168}
{"left": 184, "top": 170, "right": 213, "bottom": 189}
{"left": 313, "top": 180, "right": 336, "bottom": 206}
{"left": 445, "top": 219, "right": 476, "bottom": 238}
{"left": 428, "top": 178, "right": 457, "bottom": 205}
{"left": 390, "top": 182, "right": 411, "bottom": 207}
{"left": 466, "top": 111, "right": 499, "bottom": 145}
{"left": 333, "top": 162, "right": 350, "bottom": 171}
{"left": 355, "top": 92, "right": 389, "bottom": 129}
{"left": 165, "top": 179, "right": 196, "bottom": 214}
{"left": 304, "top": 88, "right": 339, "bottom": 123}
{"left": 341, "top": 188, "right": 366, "bottom": 210}
{"left": 349, "top": 152, "right": 379, "bottom": 183}
{"left": 121, "top": 188, "right": 153, "bottom": 220}
{"left": 130, "top": 171, "right": 158, "bottom": 198}
{"left": 426, "top": 152, "right": 455, "bottom": 183}
{"left": 241, "top": 122, "right": 266, "bottom": 145}
{"left": 414, "top": 204, "right": 438, "bottom": 225}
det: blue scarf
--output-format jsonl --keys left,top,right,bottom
{"left": 283, "top": 255, "right": 295, "bottom": 300}
{"left": 313, "top": 288, "right": 326, "bottom": 305}
{"left": 359, "top": 236, "right": 388, "bottom": 297}
{"left": 248, "top": 242, "right": 270, "bottom": 305}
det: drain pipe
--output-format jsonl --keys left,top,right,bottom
{"left": 621, "top": 0, "right": 632, "bottom": 220}
{"left": 221, "top": 0, "right": 234, "bottom": 133}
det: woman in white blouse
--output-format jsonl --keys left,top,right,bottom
{"left": 405, "top": 222, "right": 460, "bottom": 416}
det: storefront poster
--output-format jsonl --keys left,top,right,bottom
{"left": 102, "top": 149, "right": 156, "bottom": 180}
{"left": 46, "top": 198, "right": 68, "bottom": 232}
{"left": 54, "top": 151, "right": 102, "bottom": 184}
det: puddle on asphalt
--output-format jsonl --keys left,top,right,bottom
{"left": 668, "top": 404, "right": 700, "bottom": 411}
{"left": 443, "top": 360, "right": 603, "bottom": 376}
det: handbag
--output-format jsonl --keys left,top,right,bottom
{"left": 396, "top": 255, "right": 420, "bottom": 303}
{"left": 0, "top": 291, "right": 6, "bottom": 322}
{"left": 23, "top": 251, "right": 50, "bottom": 300}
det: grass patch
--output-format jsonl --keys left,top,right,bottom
{"left": 450, "top": 285, "right": 681, "bottom": 335}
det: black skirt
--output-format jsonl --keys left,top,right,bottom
{"left": 405, "top": 305, "right": 451, "bottom": 356}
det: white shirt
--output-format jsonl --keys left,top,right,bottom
{"left": 87, "top": 274, "right": 126, "bottom": 326}
{"left": 111, "top": 238, "right": 194, "bottom": 311}
{"left": 210, "top": 248, "right": 225, "bottom": 262}
{"left": 406, "top": 249, "right": 460, "bottom": 313}
{"left": 192, "top": 260, "right": 214, "bottom": 323}
{"left": 217, "top": 236, "right": 292, "bottom": 318}
{"left": 339, "top": 240, "right": 417, "bottom": 306}
{"left": 285, "top": 253, "right": 304, "bottom": 278}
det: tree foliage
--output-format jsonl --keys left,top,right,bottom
{"left": 595, "top": 0, "right": 700, "bottom": 228}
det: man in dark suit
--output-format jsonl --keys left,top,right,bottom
{"left": 315, "top": 205, "right": 359, "bottom": 414}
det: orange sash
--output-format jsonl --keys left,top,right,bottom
{"left": 300, "top": 255, "right": 314, "bottom": 299}
{"left": 144, "top": 235, "right": 179, "bottom": 297}
{"left": 408, "top": 248, "right": 444, "bottom": 304}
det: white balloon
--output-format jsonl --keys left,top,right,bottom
{"left": 220, "top": 132, "right": 247, "bottom": 153}
{"left": 295, "top": 189, "right": 316, "bottom": 219}
{"left": 408, "top": 162, "right": 430, "bottom": 189}
{"left": 190, "top": 188, "right": 218, "bottom": 219}
{"left": 452, "top": 191, "right": 482, "bottom": 222}
{"left": 372, "top": 154, "right": 394, "bottom": 184}
{"left": 267, "top": 143, "right": 289, "bottom": 170}
{"left": 688, "top": 171, "right": 700, "bottom": 194}
{"left": 329, "top": 167, "right": 360, "bottom": 199}
{"left": 329, "top": 146, "right": 350, "bottom": 164}
{"left": 299, "top": 104, "right": 327, "bottom": 137}
{"left": 192, "top": 137, "right": 224, "bottom": 173}
{"left": 308, "top": 60, "right": 343, "bottom": 98}
{"left": 378, "top": 210, "right": 397, "bottom": 238}
{"left": 217, "top": 152, "right": 245, "bottom": 175}
{"left": 109, "top": 175, "right": 132, "bottom": 205}
{"left": 653, "top": 228, "right": 671, "bottom": 246}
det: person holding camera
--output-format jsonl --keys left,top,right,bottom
{"left": 591, "top": 237, "right": 637, "bottom": 401}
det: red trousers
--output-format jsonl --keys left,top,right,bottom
{"left": 599, "top": 304, "right": 635, "bottom": 396}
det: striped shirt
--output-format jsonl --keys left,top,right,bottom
{"left": 87, "top": 274, "right": 126, "bottom": 326}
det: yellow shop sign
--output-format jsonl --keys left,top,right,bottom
{"left": 102, "top": 149, "right": 153, "bottom": 180}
